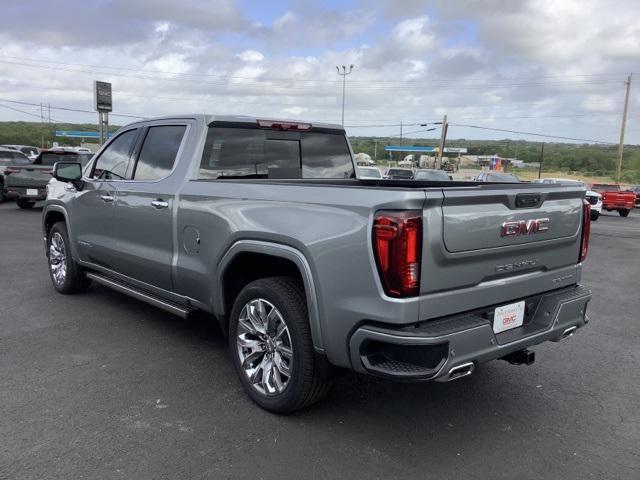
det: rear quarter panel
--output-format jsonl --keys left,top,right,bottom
{"left": 175, "top": 180, "right": 426, "bottom": 366}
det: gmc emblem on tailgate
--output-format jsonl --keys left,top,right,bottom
{"left": 501, "top": 218, "right": 550, "bottom": 237}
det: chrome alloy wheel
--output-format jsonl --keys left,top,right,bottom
{"left": 49, "top": 232, "right": 67, "bottom": 285}
{"left": 236, "top": 298, "right": 293, "bottom": 396}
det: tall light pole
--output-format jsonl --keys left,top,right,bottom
{"left": 336, "top": 64, "right": 354, "bottom": 126}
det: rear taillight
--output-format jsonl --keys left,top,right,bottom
{"left": 4, "top": 167, "right": 19, "bottom": 175}
{"left": 579, "top": 199, "right": 591, "bottom": 263}
{"left": 373, "top": 210, "right": 422, "bottom": 297}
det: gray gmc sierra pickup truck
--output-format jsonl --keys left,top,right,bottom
{"left": 43, "top": 114, "right": 592, "bottom": 412}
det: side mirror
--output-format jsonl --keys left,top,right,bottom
{"left": 53, "top": 161, "right": 84, "bottom": 190}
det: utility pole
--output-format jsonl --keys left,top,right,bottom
{"left": 374, "top": 140, "right": 378, "bottom": 161}
{"left": 616, "top": 74, "right": 632, "bottom": 183}
{"left": 335, "top": 65, "right": 354, "bottom": 126}
{"left": 40, "top": 102, "right": 45, "bottom": 148}
{"left": 538, "top": 142, "right": 544, "bottom": 179}
{"left": 436, "top": 115, "right": 448, "bottom": 169}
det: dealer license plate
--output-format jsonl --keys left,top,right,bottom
{"left": 493, "top": 301, "right": 525, "bottom": 334}
{"left": 26, "top": 188, "right": 38, "bottom": 197}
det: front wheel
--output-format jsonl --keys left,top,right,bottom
{"left": 619, "top": 209, "right": 630, "bottom": 217}
{"left": 590, "top": 211, "right": 599, "bottom": 221}
{"left": 16, "top": 198, "right": 35, "bottom": 209}
{"left": 229, "top": 277, "right": 332, "bottom": 413}
{"left": 47, "top": 222, "right": 91, "bottom": 294}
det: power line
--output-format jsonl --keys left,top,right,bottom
{"left": 0, "top": 97, "right": 145, "bottom": 119}
{"left": 0, "top": 101, "right": 62, "bottom": 122}
{"left": 0, "top": 58, "right": 623, "bottom": 92}
{"left": 449, "top": 123, "right": 615, "bottom": 144}
{"left": 0, "top": 54, "right": 629, "bottom": 85}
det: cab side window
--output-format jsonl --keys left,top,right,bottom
{"left": 92, "top": 129, "right": 138, "bottom": 180}
{"left": 132, "top": 125, "right": 186, "bottom": 181}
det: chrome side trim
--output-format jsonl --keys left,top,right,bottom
{"left": 86, "top": 272, "right": 191, "bottom": 318}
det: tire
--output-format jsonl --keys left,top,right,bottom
{"left": 0, "top": 182, "right": 5, "bottom": 203}
{"left": 16, "top": 197, "right": 35, "bottom": 209}
{"left": 590, "top": 211, "right": 599, "bottom": 221}
{"left": 619, "top": 209, "right": 630, "bottom": 217}
{"left": 229, "top": 276, "right": 332, "bottom": 413}
{"left": 47, "top": 222, "right": 91, "bottom": 294}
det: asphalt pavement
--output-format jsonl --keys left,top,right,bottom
{"left": 1, "top": 201, "right": 639, "bottom": 480}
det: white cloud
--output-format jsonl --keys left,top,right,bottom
{"left": 0, "top": 0, "right": 637, "bottom": 144}
{"left": 237, "top": 50, "right": 265, "bottom": 62}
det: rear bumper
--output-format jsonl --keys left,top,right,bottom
{"left": 348, "top": 285, "right": 591, "bottom": 381}
{"left": 4, "top": 186, "right": 47, "bottom": 201}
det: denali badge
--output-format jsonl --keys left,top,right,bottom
{"left": 501, "top": 218, "right": 549, "bottom": 237}
{"left": 495, "top": 259, "right": 539, "bottom": 272}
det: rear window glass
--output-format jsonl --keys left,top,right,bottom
{"left": 199, "top": 127, "right": 354, "bottom": 179}
{"left": 387, "top": 169, "right": 414, "bottom": 178}
{"left": 357, "top": 167, "right": 382, "bottom": 178}
{"left": 39, "top": 153, "right": 83, "bottom": 166}
{"left": 414, "top": 170, "right": 450, "bottom": 181}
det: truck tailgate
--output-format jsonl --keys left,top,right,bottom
{"left": 419, "top": 184, "right": 585, "bottom": 313}
{"left": 5, "top": 166, "right": 53, "bottom": 188}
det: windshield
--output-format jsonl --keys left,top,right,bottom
{"left": 357, "top": 167, "right": 382, "bottom": 178}
{"left": 414, "top": 170, "right": 450, "bottom": 181}
{"left": 20, "top": 147, "right": 38, "bottom": 156}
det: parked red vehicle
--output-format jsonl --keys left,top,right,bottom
{"left": 591, "top": 184, "right": 636, "bottom": 217}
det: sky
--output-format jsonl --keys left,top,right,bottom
{"left": 0, "top": 0, "right": 639, "bottom": 144}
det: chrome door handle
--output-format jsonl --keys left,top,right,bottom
{"left": 151, "top": 199, "right": 169, "bottom": 209}
{"left": 100, "top": 194, "right": 114, "bottom": 203}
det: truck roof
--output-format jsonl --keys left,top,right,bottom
{"left": 122, "top": 114, "right": 345, "bottom": 132}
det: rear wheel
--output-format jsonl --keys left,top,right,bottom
{"left": 0, "top": 182, "right": 5, "bottom": 202}
{"left": 590, "top": 211, "right": 599, "bottom": 221}
{"left": 619, "top": 209, "right": 630, "bottom": 217}
{"left": 16, "top": 197, "right": 35, "bottom": 209}
{"left": 47, "top": 222, "right": 91, "bottom": 294}
{"left": 229, "top": 277, "right": 332, "bottom": 413}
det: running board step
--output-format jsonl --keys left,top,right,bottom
{"left": 86, "top": 272, "right": 193, "bottom": 318}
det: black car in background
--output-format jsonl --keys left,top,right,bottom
{"left": 0, "top": 147, "right": 32, "bottom": 202}
{"left": 385, "top": 167, "right": 414, "bottom": 180}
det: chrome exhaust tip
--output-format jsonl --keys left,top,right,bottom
{"left": 561, "top": 326, "right": 577, "bottom": 340}
{"left": 446, "top": 362, "right": 475, "bottom": 381}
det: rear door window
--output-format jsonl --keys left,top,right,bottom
{"left": 133, "top": 125, "right": 186, "bottom": 181}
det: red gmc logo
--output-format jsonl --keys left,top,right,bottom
{"left": 501, "top": 218, "right": 550, "bottom": 237}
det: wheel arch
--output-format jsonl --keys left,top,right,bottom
{"left": 42, "top": 206, "right": 79, "bottom": 260}
{"left": 216, "top": 240, "right": 324, "bottom": 352}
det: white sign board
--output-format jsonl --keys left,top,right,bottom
{"left": 444, "top": 147, "right": 468, "bottom": 154}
